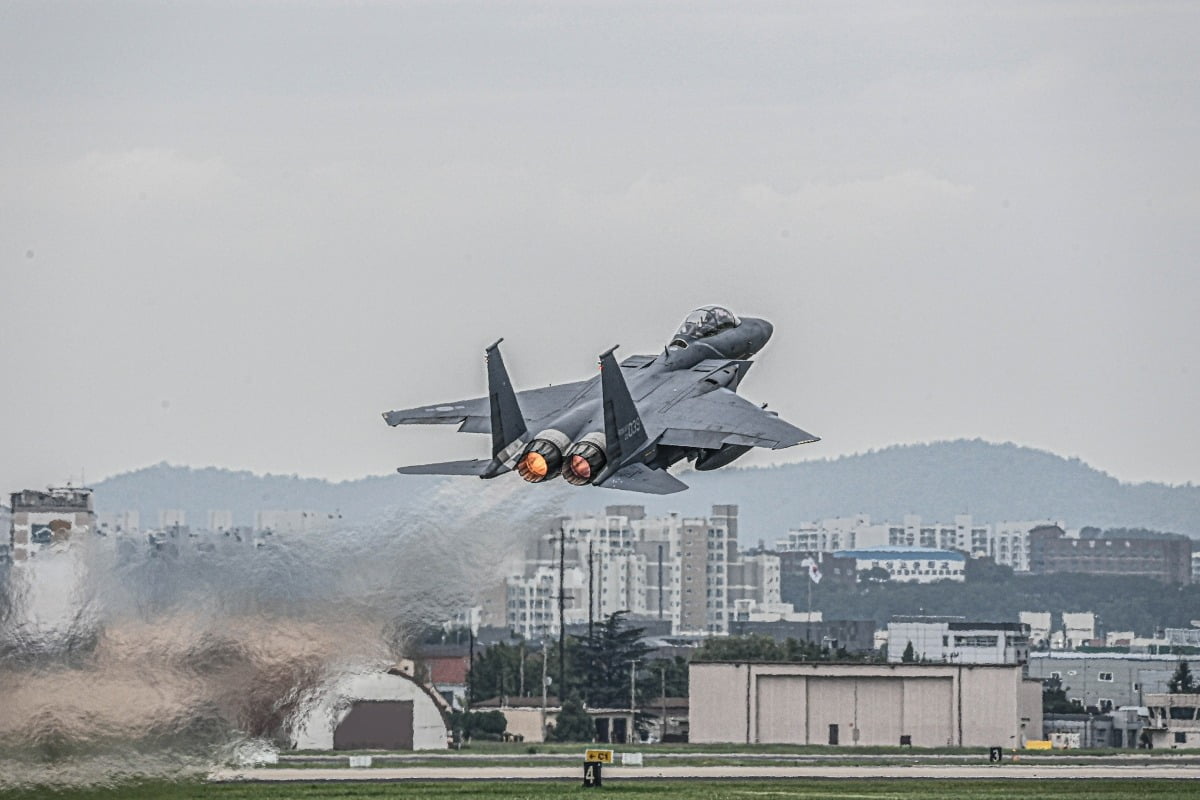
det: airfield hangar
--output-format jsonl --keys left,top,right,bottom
{"left": 690, "top": 661, "right": 1042, "bottom": 748}
{"left": 291, "top": 664, "right": 449, "bottom": 751}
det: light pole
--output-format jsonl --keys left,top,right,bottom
{"left": 548, "top": 525, "right": 576, "bottom": 696}
{"left": 540, "top": 639, "right": 549, "bottom": 738}
{"left": 660, "top": 664, "right": 667, "bottom": 743}
{"left": 628, "top": 658, "right": 640, "bottom": 744}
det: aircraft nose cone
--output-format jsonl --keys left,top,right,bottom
{"left": 758, "top": 319, "right": 774, "bottom": 343}
{"left": 746, "top": 317, "right": 773, "bottom": 345}
{"left": 740, "top": 317, "right": 773, "bottom": 356}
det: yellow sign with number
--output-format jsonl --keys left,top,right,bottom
{"left": 585, "top": 749, "right": 614, "bottom": 764}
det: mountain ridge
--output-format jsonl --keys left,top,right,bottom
{"left": 91, "top": 439, "right": 1200, "bottom": 540}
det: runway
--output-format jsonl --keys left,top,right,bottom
{"left": 211, "top": 763, "right": 1200, "bottom": 782}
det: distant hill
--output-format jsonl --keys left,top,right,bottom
{"left": 93, "top": 440, "right": 1200, "bottom": 541}
{"left": 620, "top": 439, "right": 1200, "bottom": 543}
{"left": 92, "top": 463, "right": 442, "bottom": 528}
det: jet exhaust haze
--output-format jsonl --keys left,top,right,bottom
{"left": 0, "top": 478, "right": 570, "bottom": 788}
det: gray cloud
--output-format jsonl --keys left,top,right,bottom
{"left": 2, "top": 2, "right": 1198, "bottom": 494}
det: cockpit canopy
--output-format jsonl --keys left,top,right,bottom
{"left": 672, "top": 305, "right": 741, "bottom": 343}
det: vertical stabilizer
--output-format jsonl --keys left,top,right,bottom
{"left": 486, "top": 339, "right": 527, "bottom": 461}
{"left": 598, "top": 346, "right": 648, "bottom": 465}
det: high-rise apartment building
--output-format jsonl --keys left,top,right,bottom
{"left": 501, "top": 504, "right": 746, "bottom": 637}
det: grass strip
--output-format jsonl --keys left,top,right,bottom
{"left": 4, "top": 778, "right": 1199, "bottom": 800}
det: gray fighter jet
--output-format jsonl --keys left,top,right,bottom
{"left": 382, "top": 305, "right": 818, "bottom": 494}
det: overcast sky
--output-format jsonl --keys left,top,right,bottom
{"left": 2, "top": 1, "right": 1198, "bottom": 497}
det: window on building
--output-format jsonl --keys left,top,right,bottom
{"left": 954, "top": 635, "right": 999, "bottom": 648}
{"left": 1175, "top": 732, "right": 1187, "bottom": 744}
{"left": 1098, "top": 672, "right": 1114, "bottom": 682}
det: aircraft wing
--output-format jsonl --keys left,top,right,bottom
{"left": 599, "top": 462, "right": 689, "bottom": 495}
{"left": 383, "top": 380, "right": 592, "bottom": 433}
{"left": 657, "top": 387, "right": 819, "bottom": 451}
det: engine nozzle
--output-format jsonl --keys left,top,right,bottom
{"left": 562, "top": 432, "right": 607, "bottom": 486}
{"left": 516, "top": 430, "right": 570, "bottom": 483}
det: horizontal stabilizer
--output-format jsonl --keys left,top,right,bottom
{"left": 383, "top": 407, "right": 473, "bottom": 426}
{"left": 598, "top": 463, "right": 689, "bottom": 495}
{"left": 397, "top": 459, "right": 499, "bottom": 477}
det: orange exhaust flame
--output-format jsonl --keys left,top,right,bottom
{"left": 568, "top": 454, "right": 592, "bottom": 480}
{"left": 518, "top": 452, "right": 548, "bottom": 481}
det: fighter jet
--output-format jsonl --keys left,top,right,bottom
{"left": 382, "top": 305, "right": 818, "bottom": 495}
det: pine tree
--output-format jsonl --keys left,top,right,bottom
{"left": 901, "top": 641, "right": 916, "bottom": 663}
{"left": 1168, "top": 661, "right": 1195, "bottom": 694}
{"left": 1042, "top": 676, "right": 1076, "bottom": 713}
{"left": 551, "top": 696, "right": 596, "bottom": 742}
{"left": 572, "top": 611, "right": 652, "bottom": 708}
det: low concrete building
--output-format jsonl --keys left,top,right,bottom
{"left": 1020, "top": 612, "right": 1053, "bottom": 648}
{"left": 96, "top": 510, "right": 139, "bottom": 537}
{"left": 472, "top": 696, "right": 559, "bottom": 742}
{"left": 887, "top": 618, "right": 1029, "bottom": 665}
{"left": 419, "top": 644, "right": 470, "bottom": 710}
{"left": 1145, "top": 693, "right": 1200, "bottom": 749}
{"left": 690, "top": 661, "right": 1041, "bottom": 747}
{"left": 1043, "top": 708, "right": 1147, "bottom": 749}
{"left": 1061, "top": 612, "right": 1097, "bottom": 649}
{"left": 644, "top": 696, "right": 690, "bottom": 742}
{"left": 1027, "top": 652, "right": 1188, "bottom": 710}
{"left": 1164, "top": 626, "right": 1200, "bottom": 648}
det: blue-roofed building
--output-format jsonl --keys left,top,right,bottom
{"left": 832, "top": 546, "right": 966, "bottom": 583}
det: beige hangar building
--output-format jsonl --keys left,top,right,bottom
{"left": 690, "top": 662, "right": 1042, "bottom": 748}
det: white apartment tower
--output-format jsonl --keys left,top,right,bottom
{"left": 503, "top": 505, "right": 743, "bottom": 637}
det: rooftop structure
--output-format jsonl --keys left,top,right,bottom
{"left": 887, "top": 617, "right": 1030, "bottom": 665}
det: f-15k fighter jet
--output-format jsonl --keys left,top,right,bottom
{"left": 383, "top": 305, "right": 818, "bottom": 494}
